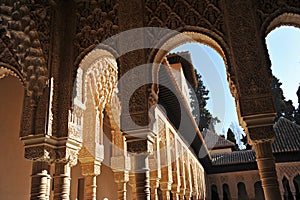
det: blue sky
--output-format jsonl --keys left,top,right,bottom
{"left": 266, "top": 26, "right": 300, "bottom": 107}
{"left": 171, "top": 26, "right": 300, "bottom": 137}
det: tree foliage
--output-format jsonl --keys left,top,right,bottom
{"left": 226, "top": 128, "right": 239, "bottom": 151}
{"left": 190, "top": 69, "right": 220, "bottom": 131}
{"left": 272, "top": 75, "right": 296, "bottom": 122}
{"left": 295, "top": 85, "right": 300, "bottom": 125}
{"left": 241, "top": 134, "right": 252, "bottom": 150}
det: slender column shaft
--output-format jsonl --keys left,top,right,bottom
{"left": 129, "top": 172, "right": 138, "bottom": 200}
{"left": 84, "top": 175, "right": 97, "bottom": 200}
{"left": 81, "top": 161, "right": 101, "bottom": 200}
{"left": 114, "top": 171, "right": 128, "bottom": 200}
{"left": 30, "top": 161, "right": 51, "bottom": 200}
{"left": 53, "top": 162, "right": 71, "bottom": 200}
{"left": 116, "top": 180, "right": 127, "bottom": 200}
{"left": 254, "top": 141, "right": 281, "bottom": 200}
{"left": 150, "top": 178, "right": 158, "bottom": 200}
{"left": 135, "top": 154, "right": 151, "bottom": 200}
{"left": 160, "top": 181, "right": 172, "bottom": 200}
{"left": 171, "top": 191, "right": 179, "bottom": 200}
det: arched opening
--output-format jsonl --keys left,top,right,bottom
{"left": 282, "top": 177, "right": 293, "bottom": 200}
{"left": 254, "top": 181, "right": 265, "bottom": 200}
{"left": 265, "top": 18, "right": 300, "bottom": 124}
{"left": 169, "top": 43, "right": 244, "bottom": 145}
{"left": 70, "top": 49, "right": 122, "bottom": 199}
{"left": 0, "top": 74, "right": 31, "bottom": 199}
{"left": 211, "top": 184, "right": 220, "bottom": 200}
{"left": 237, "top": 182, "right": 249, "bottom": 200}
{"left": 222, "top": 183, "right": 231, "bottom": 200}
{"left": 293, "top": 175, "right": 300, "bottom": 200}
{"left": 150, "top": 30, "right": 247, "bottom": 157}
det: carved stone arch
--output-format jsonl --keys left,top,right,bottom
{"left": 74, "top": 44, "right": 120, "bottom": 74}
{"left": 264, "top": 12, "right": 300, "bottom": 36}
{"left": 149, "top": 28, "right": 237, "bottom": 105}
{"left": 0, "top": 2, "right": 48, "bottom": 106}
{"left": 0, "top": 65, "right": 22, "bottom": 82}
{"left": 72, "top": 48, "right": 119, "bottom": 163}
{"left": 0, "top": 35, "right": 24, "bottom": 83}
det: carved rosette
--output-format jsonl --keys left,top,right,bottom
{"left": 0, "top": 1, "right": 48, "bottom": 106}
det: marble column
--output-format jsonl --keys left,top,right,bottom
{"left": 150, "top": 174, "right": 159, "bottom": 200}
{"left": 53, "top": 162, "right": 71, "bottom": 200}
{"left": 30, "top": 161, "right": 51, "bottom": 200}
{"left": 160, "top": 181, "right": 172, "bottom": 200}
{"left": 254, "top": 141, "right": 281, "bottom": 200}
{"left": 134, "top": 154, "right": 151, "bottom": 200}
{"left": 114, "top": 171, "right": 129, "bottom": 200}
{"left": 81, "top": 161, "right": 101, "bottom": 200}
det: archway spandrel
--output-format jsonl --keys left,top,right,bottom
{"left": 74, "top": 1, "right": 119, "bottom": 63}
{"left": 144, "top": 0, "right": 225, "bottom": 36}
{"left": 256, "top": 1, "right": 300, "bottom": 32}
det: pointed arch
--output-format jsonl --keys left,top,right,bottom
{"left": 282, "top": 176, "right": 293, "bottom": 200}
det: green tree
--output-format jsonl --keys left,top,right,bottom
{"left": 226, "top": 128, "right": 239, "bottom": 151}
{"left": 295, "top": 85, "right": 300, "bottom": 125}
{"left": 241, "top": 134, "right": 252, "bottom": 150}
{"left": 272, "top": 75, "right": 296, "bottom": 122}
{"left": 190, "top": 69, "right": 220, "bottom": 131}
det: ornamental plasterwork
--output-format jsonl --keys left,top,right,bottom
{"left": 276, "top": 162, "right": 300, "bottom": 180}
{"left": 85, "top": 57, "right": 118, "bottom": 111}
{"left": 70, "top": 49, "right": 118, "bottom": 141}
{"left": 0, "top": 67, "right": 16, "bottom": 79}
{"left": 0, "top": 2, "right": 48, "bottom": 106}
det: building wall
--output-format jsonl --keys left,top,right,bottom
{"left": 207, "top": 170, "right": 260, "bottom": 200}
{"left": 70, "top": 162, "right": 121, "bottom": 200}
{"left": 207, "top": 162, "right": 300, "bottom": 200}
{"left": 169, "top": 63, "right": 192, "bottom": 110}
{"left": 0, "top": 76, "right": 31, "bottom": 200}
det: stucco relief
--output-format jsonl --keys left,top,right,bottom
{"left": 74, "top": 0, "right": 119, "bottom": 64}
{"left": 0, "top": 1, "right": 48, "bottom": 106}
{"left": 257, "top": 0, "right": 300, "bottom": 32}
{"left": 145, "top": 0, "right": 224, "bottom": 36}
{"left": 277, "top": 163, "right": 300, "bottom": 180}
{"left": 0, "top": 67, "right": 16, "bottom": 79}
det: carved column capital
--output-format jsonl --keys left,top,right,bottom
{"left": 81, "top": 160, "right": 102, "bottom": 177}
{"left": 24, "top": 145, "right": 56, "bottom": 163}
{"left": 55, "top": 145, "right": 81, "bottom": 167}
{"left": 21, "top": 134, "right": 82, "bottom": 166}
{"left": 125, "top": 129, "right": 156, "bottom": 154}
{"left": 21, "top": 135, "right": 58, "bottom": 163}
{"left": 111, "top": 155, "right": 131, "bottom": 172}
{"left": 242, "top": 113, "right": 276, "bottom": 144}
